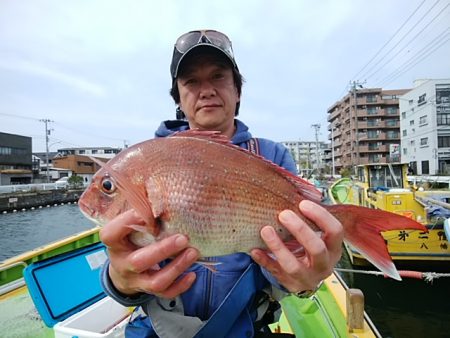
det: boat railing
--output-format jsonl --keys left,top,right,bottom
{"left": 0, "top": 261, "right": 27, "bottom": 296}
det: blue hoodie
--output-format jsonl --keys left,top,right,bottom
{"left": 102, "top": 119, "right": 298, "bottom": 337}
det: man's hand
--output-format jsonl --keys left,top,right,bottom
{"left": 100, "top": 209, "right": 199, "bottom": 299}
{"left": 250, "top": 200, "right": 343, "bottom": 293}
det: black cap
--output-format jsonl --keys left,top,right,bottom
{"left": 170, "top": 30, "right": 238, "bottom": 80}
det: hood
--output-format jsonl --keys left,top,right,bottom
{"left": 154, "top": 119, "right": 253, "bottom": 145}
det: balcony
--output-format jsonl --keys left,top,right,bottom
{"left": 358, "top": 145, "right": 389, "bottom": 153}
{"left": 357, "top": 120, "right": 399, "bottom": 129}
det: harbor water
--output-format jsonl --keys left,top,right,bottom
{"left": 1, "top": 204, "right": 449, "bottom": 337}
{"left": 0, "top": 203, "right": 94, "bottom": 261}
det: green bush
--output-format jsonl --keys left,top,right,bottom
{"left": 68, "top": 175, "right": 84, "bottom": 188}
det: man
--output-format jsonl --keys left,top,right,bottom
{"left": 100, "top": 29, "right": 343, "bottom": 338}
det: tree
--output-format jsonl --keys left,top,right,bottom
{"left": 68, "top": 175, "right": 84, "bottom": 189}
{"left": 339, "top": 167, "right": 352, "bottom": 178}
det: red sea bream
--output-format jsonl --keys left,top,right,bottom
{"left": 78, "top": 130, "right": 427, "bottom": 280}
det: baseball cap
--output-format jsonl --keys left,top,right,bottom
{"left": 170, "top": 29, "right": 238, "bottom": 79}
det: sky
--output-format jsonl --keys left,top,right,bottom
{"left": 1, "top": 0, "right": 449, "bottom": 152}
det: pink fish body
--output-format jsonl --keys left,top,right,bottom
{"left": 79, "top": 131, "right": 427, "bottom": 280}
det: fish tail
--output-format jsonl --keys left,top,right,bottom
{"left": 327, "top": 204, "right": 427, "bottom": 281}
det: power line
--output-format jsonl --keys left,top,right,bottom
{"left": 351, "top": 0, "right": 427, "bottom": 81}
{"left": 382, "top": 35, "right": 450, "bottom": 87}
{"left": 0, "top": 112, "right": 39, "bottom": 121}
{"left": 53, "top": 121, "right": 126, "bottom": 142}
{"left": 359, "top": 0, "right": 441, "bottom": 81}
{"left": 376, "top": 27, "right": 450, "bottom": 87}
{"left": 1, "top": 111, "right": 125, "bottom": 144}
{"left": 365, "top": 2, "right": 450, "bottom": 83}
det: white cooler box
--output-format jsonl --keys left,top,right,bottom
{"left": 24, "top": 242, "right": 132, "bottom": 338}
{"left": 54, "top": 296, "right": 130, "bottom": 338}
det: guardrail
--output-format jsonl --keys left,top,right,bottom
{"left": 0, "top": 183, "right": 86, "bottom": 194}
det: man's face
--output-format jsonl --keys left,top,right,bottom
{"left": 177, "top": 53, "right": 240, "bottom": 135}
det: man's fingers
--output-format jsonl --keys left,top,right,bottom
{"left": 100, "top": 209, "right": 145, "bottom": 251}
{"left": 298, "top": 200, "right": 343, "bottom": 257}
{"left": 142, "top": 248, "right": 199, "bottom": 293}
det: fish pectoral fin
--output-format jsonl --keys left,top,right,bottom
{"left": 146, "top": 177, "right": 166, "bottom": 218}
{"left": 282, "top": 240, "right": 306, "bottom": 258}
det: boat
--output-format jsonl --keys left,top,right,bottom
{"left": 0, "top": 227, "right": 381, "bottom": 337}
{"left": 329, "top": 162, "right": 450, "bottom": 269}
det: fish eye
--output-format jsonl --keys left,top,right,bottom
{"left": 100, "top": 177, "right": 116, "bottom": 194}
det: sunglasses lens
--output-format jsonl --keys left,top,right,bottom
{"left": 175, "top": 31, "right": 202, "bottom": 53}
{"left": 171, "top": 30, "right": 236, "bottom": 78}
{"left": 204, "top": 31, "right": 234, "bottom": 57}
{"left": 175, "top": 30, "right": 233, "bottom": 56}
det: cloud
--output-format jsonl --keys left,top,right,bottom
{"left": 0, "top": 59, "right": 106, "bottom": 97}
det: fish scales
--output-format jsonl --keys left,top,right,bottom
{"left": 79, "top": 130, "right": 428, "bottom": 280}
{"left": 146, "top": 137, "right": 301, "bottom": 255}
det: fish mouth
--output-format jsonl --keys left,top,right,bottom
{"left": 78, "top": 201, "right": 104, "bottom": 226}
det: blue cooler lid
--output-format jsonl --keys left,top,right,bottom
{"left": 24, "top": 242, "right": 108, "bottom": 327}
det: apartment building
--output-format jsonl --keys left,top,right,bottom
{"left": 57, "top": 147, "right": 121, "bottom": 159}
{"left": 400, "top": 79, "right": 450, "bottom": 175}
{"left": 281, "top": 140, "right": 329, "bottom": 175}
{"left": 327, "top": 87, "right": 410, "bottom": 173}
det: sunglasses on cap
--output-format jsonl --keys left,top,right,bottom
{"left": 170, "top": 29, "right": 237, "bottom": 79}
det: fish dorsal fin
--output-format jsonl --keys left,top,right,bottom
{"left": 89, "top": 156, "right": 158, "bottom": 234}
{"left": 171, "top": 129, "right": 231, "bottom": 144}
{"left": 171, "top": 130, "right": 323, "bottom": 203}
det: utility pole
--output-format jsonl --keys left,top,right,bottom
{"left": 311, "top": 124, "right": 321, "bottom": 172}
{"left": 331, "top": 126, "right": 335, "bottom": 177}
{"left": 40, "top": 118, "right": 53, "bottom": 183}
{"left": 350, "top": 80, "right": 365, "bottom": 167}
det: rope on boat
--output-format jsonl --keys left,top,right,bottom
{"left": 334, "top": 267, "right": 450, "bottom": 283}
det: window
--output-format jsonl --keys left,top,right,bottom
{"left": 438, "top": 136, "right": 450, "bottom": 148}
{"left": 368, "top": 154, "right": 381, "bottom": 162}
{"left": 410, "top": 140, "right": 415, "bottom": 146}
{"left": 382, "top": 95, "right": 397, "bottom": 100}
{"left": 368, "top": 143, "right": 379, "bottom": 150}
{"left": 386, "top": 107, "right": 397, "bottom": 115}
{"left": 386, "top": 131, "right": 399, "bottom": 139}
{"left": 437, "top": 113, "right": 450, "bottom": 125}
{"left": 91, "top": 149, "right": 98, "bottom": 154}
{"left": 421, "top": 160, "right": 429, "bottom": 174}
{"left": 418, "top": 93, "right": 426, "bottom": 106}
{"left": 409, "top": 120, "right": 414, "bottom": 126}
{"left": 436, "top": 84, "right": 450, "bottom": 112}
{"left": 420, "top": 137, "right": 428, "bottom": 146}
{"left": 0, "top": 146, "right": 28, "bottom": 156}
{"left": 386, "top": 119, "right": 398, "bottom": 127}
{"left": 409, "top": 99, "right": 414, "bottom": 105}
{"left": 367, "top": 95, "right": 377, "bottom": 103}
{"left": 367, "top": 130, "right": 378, "bottom": 138}
{"left": 0, "top": 146, "right": 12, "bottom": 155}
{"left": 402, "top": 129, "right": 407, "bottom": 136}
{"left": 419, "top": 115, "right": 427, "bottom": 125}
{"left": 403, "top": 148, "right": 407, "bottom": 155}
{"left": 401, "top": 111, "right": 406, "bottom": 119}
{"left": 78, "top": 150, "right": 85, "bottom": 154}
{"left": 367, "top": 107, "right": 377, "bottom": 115}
